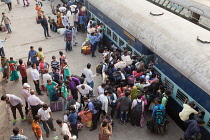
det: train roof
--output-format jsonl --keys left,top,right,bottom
{"left": 88, "top": 0, "right": 210, "bottom": 94}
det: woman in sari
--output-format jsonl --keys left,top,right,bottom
{"left": 1, "top": 56, "right": 9, "bottom": 82}
{"left": 45, "top": 80, "right": 59, "bottom": 102}
{"left": 8, "top": 57, "right": 19, "bottom": 82}
{"left": 57, "top": 12, "right": 63, "bottom": 28}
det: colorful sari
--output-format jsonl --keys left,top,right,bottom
{"left": 8, "top": 60, "right": 19, "bottom": 81}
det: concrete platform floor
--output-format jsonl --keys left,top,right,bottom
{"left": 0, "top": 0, "right": 183, "bottom": 139}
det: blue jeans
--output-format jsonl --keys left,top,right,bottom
{"left": 62, "top": 98, "right": 67, "bottom": 113}
{"left": 66, "top": 41, "right": 72, "bottom": 51}
{"left": 120, "top": 111, "right": 128, "bottom": 123}
{"left": 5, "top": 24, "right": 12, "bottom": 33}
{"left": 0, "top": 47, "right": 5, "bottom": 56}
{"left": 42, "top": 26, "right": 49, "bottom": 37}
{"left": 87, "top": 81, "right": 94, "bottom": 96}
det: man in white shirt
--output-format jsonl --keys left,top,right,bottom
{"left": 56, "top": 119, "right": 77, "bottom": 140}
{"left": 179, "top": 99, "right": 200, "bottom": 122}
{"left": 38, "top": 104, "right": 56, "bottom": 138}
{"left": 97, "top": 91, "right": 108, "bottom": 120}
{"left": 83, "top": 63, "right": 96, "bottom": 96}
{"left": 27, "top": 89, "right": 44, "bottom": 118}
{"left": 71, "top": 26, "right": 77, "bottom": 46}
{"left": 0, "top": 37, "right": 7, "bottom": 57}
{"left": 77, "top": 84, "right": 93, "bottom": 106}
{"left": 30, "top": 63, "right": 42, "bottom": 95}
{"left": 97, "top": 83, "right": 106, "bottom": 95}
{"left": 42, "top": 69, "right": 52, "bottom": 86}
{"left": 22, "top": 83, "right": 31, "bottom": 114}
{"left": 1, "top": 94, "right": 26, "bottom": 124}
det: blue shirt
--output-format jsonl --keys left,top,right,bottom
{"left": 89, "top": 35, "right": 97, "bottom": 45}
{"left": 88, "top": 102, "right": 97, "bottom": 114}
{"left": 28, "top": 50, "right": 37, "bottom": 63}
{"left": 152, "top": 104, "right": 165, "bottom": 118}
{"left": 95, "top": 33, "right": 103, "bottom": 42}
{"left": 68, "top": 112, "right": 78, "bottom": 125}
{"left": 184, "top": 120, "right": 201, "bottom": 139}
{"left": 79, "top": 16, "right": 84, "bottom": 25}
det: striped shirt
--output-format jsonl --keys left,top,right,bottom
{"left": 10, "top": 134, "right": 28, "bottom": 140}
{"left": 51, "top": 60, "right": 60, "bottom": 69}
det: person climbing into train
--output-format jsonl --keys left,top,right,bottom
{"left": 179, "top": 98, "right": 202, "bottom": 122}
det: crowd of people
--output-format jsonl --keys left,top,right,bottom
{"left": 0, "top": 0, "right": 206, "bottom": 140}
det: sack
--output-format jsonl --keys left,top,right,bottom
{"left": 65, "top": 30, "right": 72, "bottom": 41}
{"left": 67, "top": 98, "right": 76, "bottom": 110}
{"left": 81, "top": 46, "right": 91, "bottom": 55}
{"left": 26, "top": 110, "right": 33, "bottom": 123}
{"left": 114, "top": 61, "right": 126, "bottom": 69}
{"left": 78, "top": 111, "right": 92, "bottom": 123}
{"left": 127, "top": 76, "right": 135, "bottom": 85}
{"left": 91, "top": 99, "right": 102, "bottom": 110}
{"left": 112, "top": 71, "right": 122, "bottom": 81}
{"left": 0, "top": 25, "right": 7, "bottom": 32}
{"left": 140, "top": 114, "right": 145, "bottom": 127}
{"left": 155, "top": 107, "right": 164, "bottom": 124}
{"left": 131, "top": 100, "right": 142, "bottom": 116}
{"left": 86, "top": 120, "right": 92, "bottom": 128}
{"left": 77, "top": 121, "right": 84, "bottom": 129}
{"left": 99, "top": 132, "right": 109, "bottom": 140}
{"left": 50, "top": 99, "right": 63, "bottom": 112}
{"left": 41, "top": 85, "right": 46, "bottom": 92}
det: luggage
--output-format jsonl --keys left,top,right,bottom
{"left": 50, "top": 99, "right": 63, "bottom": 112}
{"left": 114, "top": 61, "right": 126, "bottom": 69}
{"left": 78, "top": 111, "right": 92, "bottom": 123}
{"left": 0, "top": 25, "right": 7, "bottom": 32}
{"left": 26, "top": 110, "right": 33, "bottom": 123}
{"left": 91, "top": 99, "right": 102, "bottom": 110}
{"left": 96, "top": 62, "right": 105, "bottom": 74}
{"left": 52, "top": 93, "right": 59, "bottom": 101}
{"left": 140, "top": 114, "right": 145, "bottom": 127}
{"left": 41, "top": 85, "right": 46, "bottom": 92}
{"left": 131, "top": 100, "right": 142, "bottom": 116}
{"left": 112, "top": 71, "right": 122, "bottom": 81}
{"left": 81, "top": 46, "right": 91, "bottom": 55}
{"left": 127, "top": 76, "right": 135, "bottom": 85}
{"left": 86, "top": 120, "right": 92, "bottom": 128}
{"left": 99, "top": 133, "right": 109, "bottom": 140}
{"left": 98, "top": 45, "right": 104, "bottom": 53}
{"left": 66, "top": 98, "right": 76, "bottom": 110}
{"left": 77, "top": 121, "right": 84, "bottom": 129}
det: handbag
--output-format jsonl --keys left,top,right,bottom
{"left": 140, "top": 114, "right": 145, "bottom": 127}
{"left": 99, "top": 129, "right": 109, "bottom": 140}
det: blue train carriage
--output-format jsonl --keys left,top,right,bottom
{"left": 85, "top": 0, "right": 210, "bottom": 139}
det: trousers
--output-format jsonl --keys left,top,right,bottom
{"left": 41, "top": 118, "right": 55, "bottom": 134}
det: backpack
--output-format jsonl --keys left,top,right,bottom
{"left": 67, "top": 98, "right": 76, "bottom": 110}
{"left": 91, "top": 99, "right": 102, "bottom": 110}
{"left": 155, "top": 106, "right": 164, "bottom": 124}
{"left": 131, "top": 100, "right": 142, "bottom": 116}
{"left": 112, "top": 71, "right": 122, "bottom": 81}
{"left": 65, "top": 30, "right": 72, "bottom": 41}
{"left": 96, "top": 63, "right": 107, "bottom": 74}
{"left": 127, "top": 76, "right": 135, "bottom": 85}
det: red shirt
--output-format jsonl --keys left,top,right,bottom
{"left": 18, "top": 64, "right": 27, "bottom": 77}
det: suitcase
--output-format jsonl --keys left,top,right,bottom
{"left": 81, "top": 46, "right": 91, "bottom": 55}
{"left": 0, "top": 25, "right": 7, "bottom": 32}
{"left": 86, "top": 120, "right": 92, "bottom": 128}
{"left": 50, "top": 99, "right": 63, "bottom": 112}
{"left": 41, "top": 85, "right": 46, "bottom": 92}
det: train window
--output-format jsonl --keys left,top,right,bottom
{"left": 107, "top": 27, "right": 111, "bottom": 37}
{"left": 113, "top": 33, "right": 118, "bottom": 43}
{"left": 133, "top": 51, "right": 141, "bottom": 58}
{"left": 124, "top": 44, "right": 132, "bottom": 52}
{"left": 164, "top": 78, "right": 174, "bottom": 90}
{"left": 207, "top": 119, "right": 210, "bottom": 127}
{"left": 176, "top": 89, "right": 188, "bottom": 104}
{"left": 87, "top": 11, "right": 91, "bottom": 17}
{"left": 119, "top": 38, "right": 125, "bottom": 46}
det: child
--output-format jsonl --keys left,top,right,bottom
{"left": 48, "top": 16, "right": 54, "bottom": 29}
{"left": 36, "top": 47, "right": 44, "bottom": 60}
{"left": 52, "top": 19, "right": 58, "bottom": 32}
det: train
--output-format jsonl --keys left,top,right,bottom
{"left": 84, "top": 0, "right": 210, "bottom": 139}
